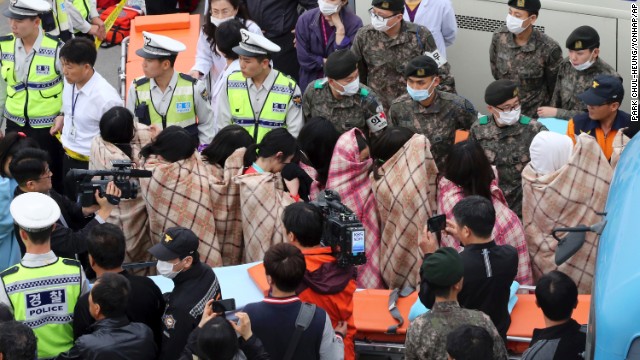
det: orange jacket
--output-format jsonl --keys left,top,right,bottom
{"left": 567, "top": 111, "right": 631, "bottom": 161}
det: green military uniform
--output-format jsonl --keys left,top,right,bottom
{"left": 489, "top": 26, "right": 563, "bottom": 118}
{"left": 351, "top": 21, "right": 456, "bottom": 111}
{"left": 302, "top": 79, "right": 383, "bottom": 132}
{"left": 469, "top": 114, "right": 547, "bottom": 218}
{"left": 388, "top": 90, "right": 477, "bottom": 170}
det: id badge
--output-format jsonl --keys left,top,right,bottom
{"left": 69, "top": 124, "right": 76, "bottom": 139}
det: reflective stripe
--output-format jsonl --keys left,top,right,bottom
{"left": 12, "top": 77, "right": 62, "bottom": 92}
{"left": 259, "top": 119, "right": 285, "bottom": 128}
{"left": 482, "top": 248, "right": 493, "bottom": 278}
{"left": 228, "top": 80, "right": 247, "bottom": 89}
{"left": 3, "top": 109, "right": 57, "bottom": 127}
{"left": 37, "top": 47, "right": 57, "bottom": 58}
{"left": 1, "top": 53, "right": 14, "bottom": 61}
{"left": 5, "top": 274, "right": 82, "bottom": 295}
{"left": 23, "top": 314, "right": 74, "bottom": 329}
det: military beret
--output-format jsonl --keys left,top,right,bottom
{"left": 371, "top": 0, "right": 404, "bottom": 12}
{"left": 421, "top": 247, "right": 464, "bottom": 287}
{"left": 485, "top": 79, "right": 519, "bottom": 107}
{"left": 566, "top": 26, "right": 600, "bottom": 50}
{"left": 324, "top": 49, "right": 358, "bottom": 80}
{"left": 507, "top": 0, "right": 541, "bottom": 13}
{"left": 404, "top": 55, "right": 438, "bottom": 78}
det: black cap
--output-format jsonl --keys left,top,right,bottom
{"left": 485, "top": 79, "right": 519, "bottom": 107}
{"left": 371, "top": 0, "right": 404, "bottom": 12}
{"left": 148, "top": 227, "right": 199, "bottom": 261}
{"left": 404, "top": 55, "right": 438, "bottom": 78}
{"left": 507, "top": 0, "right": 541, "bottom": 13}
{"left": 578, "top": 75, "right": 624, "bottom": 106}
{"left": 420, "top": 247, "right": 464, "bottom": 287}
{"left": 324, "top": 50, "right": 358, "bottom": 80}
{"left": 566, "top": 26, "right": 600, "bottom": 50}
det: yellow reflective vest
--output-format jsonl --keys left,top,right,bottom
{"left": 134, "top": 74, "right": 198, "bottom": 131}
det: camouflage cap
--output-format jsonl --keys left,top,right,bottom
{"left": 420, "top": 247, "right": 464, "bottom": 287}
{"left": 507, "top": 0, "right": 541, "bottom": 13}
{"left": 485, "top": 79, "right": 519, "bottom": 107}
{"left": 371, "top": 0, "right": 404, "bottom": 12}
{"left": 404, "top": 55, "right": 438, "bottom": 78}
{"left": 566, "top": 25, "right": 600, "bottom": 50}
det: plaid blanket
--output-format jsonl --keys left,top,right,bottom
{"left": 371, "top": 134, "right": 438, "bottom": 289}
{"left": 205, "top": 148, "right": 245, "bottom": 266}
{"left": 437, "top": 177, "right": 533, "bottom": 285}
{"left": 299, "top": 162, "right": 323, "bottom": 201}
{"left": 610, "top": 129, "right": 630, "bottom": 169}
{"left": 234, "top": 172, "right": 295, "bottom": 263}
{"left": 140, "top": 152, "right": 222, "bottom": 267}
{"left": 522, "top": 134, "right": 613, "bottom": 293}
{"left": 90, "top": 124, "right": 154, "bottom": 275}
{"left": 326, "top": 129, "right": 384, "bottom": 289}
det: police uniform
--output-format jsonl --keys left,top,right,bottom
{"left": 351, "top": 0, "right": 456, "bottom": 111}
{"left": 0, "top": 193, "right": 89, "bottom": 360}
{"left": 126, "top": 32, "right": 215, "bottom": 145}
{"left": 470, "top": 80, "right": 547, "bottom": 218}
{"left": 388, "top": 55, "right": 476, "bottom": 170}
{"left": 489, "top": 0, "right": 563, "bottom": 118}
{"left": 302, "top": 49, "right": 385, "bottom": 133}
{"left": 550, "top": 26, "right": 621, "bottom": 120}
{"left": 216, "top": 29, "right": 303, "bottom": 142}
{"left": 0, "top": 0, "right": 65, "bottom": 193}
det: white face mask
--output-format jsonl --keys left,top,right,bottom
{"left": 371, "top": 14, "right": 397, "bottom": 32}
{"left": 496, "top": 107, "right": 521, "bottom": 126}
{"left": 572, "top": 53, "right": 595, "bottom": 71}
{"left": 332, "top": 76, "right": 360, "bottom": 96}
{"left": 211, "top": 15, "right": 235, "bottom": 27}
{"left": 156, "top": 260, "right": 181, "bottom": 279}
{"left": 506, "top": 14, "right": 530, "bottom": 35}
{"left": 318, "top": 0, "right": 340, "bottom": 15}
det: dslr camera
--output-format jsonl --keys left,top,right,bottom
{"left": 312, "top": 190, "right": 367, "bottom": 268}
{"left": 66, "top": 160, "right": 152, "bottom": 207}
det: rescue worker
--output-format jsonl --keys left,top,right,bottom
{"left": 126, "top": 32, "right": 215, "bottom": 146}
{"left": 388, "top": 55, "right": 477, "bottom": 170}
{"left": 216, "top": 29, "right": 304, "bottom": 141}
{"left": 351, "top": 0, "right": 456, "bottom": 111}
{"left": 567, "top": 75, "right": 630, "bottom": 161}
{"left": 302, "top": 49, "right": 385, "bottom": 133}
{"left": 489, "top": 0, "right": 562, "bottom": 118}
{"left": 537, "top": 25, "right": 621, "bottom": 120}
{"left": 0, "top": 0, "right": 65, "bottom": 193}
{"left": 469, "top": 80, "right": 547, "bottom": 218}
{"left": 0, "top": 192, "right": 90, "bottom": 359}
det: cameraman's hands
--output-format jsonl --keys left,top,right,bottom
{"left": 198, "top": 299, "right": 218, "bottom": 328}
{"left": 230, "top": 312, "right": 253, "bottom": 340}
{"left": 95, "top": 181, "right": 121, "bottom": 219}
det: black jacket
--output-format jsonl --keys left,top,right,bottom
{"left": 180, "top": 326, "right": 271, "bottom": 360}
{"left": 246, "top": 0, "right": 317, "bottom": 37}
{"left": 57, "top": 316, "right": 157, "bottom": 360}
{"left": 522, "top": 319, "right": 586, "bottom": 360}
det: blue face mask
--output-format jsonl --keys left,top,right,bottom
{"left": 406, "top": 78, "right": 436, "bottom": 102}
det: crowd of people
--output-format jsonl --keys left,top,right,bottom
{"left": 0, "top": 0, "right": 635, "bottom": 358}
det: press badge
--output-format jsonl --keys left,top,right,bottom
{"left": 25, "top": 289, "right": 67, "bottom": 320}
{"left": 424, "top": 49, "right": 447, "bottom": 68}
{"left": 176, "top": 102, "right": 191, "bottom": 113}
{"left": 36, "top": 65, "right": 50, "bottom": 75}
{"left": 272, "top": 103, "right": 286, "bottom": 113}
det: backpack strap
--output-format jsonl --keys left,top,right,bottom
{"left": 387, "top": 286, "right": 415, "bottom": 334}
{"left": 283, "top": 302, "right": 317, "bottom": 360}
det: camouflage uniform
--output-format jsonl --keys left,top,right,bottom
{"left": 302, "top": 79, "right": 384, "bottom": 132}
{"left": 469, "top": 114, "right": 547, "bottom": 218}
{"left": 351, "top": 21, "right": 456, "bottom": 111}
{"left": 550, "top": 57, "right": 620, "bottom": 120}
{"left": 489, "top": 26, "right": 563, "bottom": 118}
{"left": 404, "top": 301, "right": 508, "bottom": 360}
{"left": 388, "top": 90, "right": 477, "bottom": 170}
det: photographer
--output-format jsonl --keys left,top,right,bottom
{"left": 283, "top": 202, "right": 356, "bottom": 360}
{"left": 9, "top": 148, "right": 121, "bottom": 270}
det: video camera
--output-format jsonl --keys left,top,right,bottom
{"left": 312, "top": 190, "right": 367, "bottom": 268}
{"left": 66, "top": 160, "right": 152, "bottom": 207}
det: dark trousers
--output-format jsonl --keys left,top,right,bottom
{"left": 62, "top": 154, "right": 89, "bottom": 200}
{"left": 6, "top": 121, "right": 65, "bottom": 194}
{"left": 270, "top": 32, "right": 300, "bottom": 82}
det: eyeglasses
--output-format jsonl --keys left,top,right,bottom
{"left": 368, "top": 7, "right": 397, "bottom": 21}
{"left": 37, "top": 168, "right": 52, "bottom": 180}
{"left": 495, "top": 101, "right": 521, "bottom": 112}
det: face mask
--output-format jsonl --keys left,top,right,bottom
{"left": 318, "top": 0, "right": 340, "bottom": 15}
{"left": 157, "top": 260, "right": 181, "bottom": 279}
{"left": 406, "top": 78, "right": 436, "bottom": 102}
{"left": 506, "top": 14, "right": 529, "bottom": 35}
{"left": 572, "top": 53, "right": 595, "bottom": 71}
{"left": 332, "top": 76, "right": 360, "bottom": 96}
{"left": 496, "top": 107, "right": 521, "bottom": 126}
{"left": 210, "top": 15, "right": 235, "bottom": 27}
{"left": 371, "top": 15, "right": 396, "bottom": 32}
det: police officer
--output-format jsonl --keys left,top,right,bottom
{"left": 388, "top": 55, "right": 477, "bottom": 170}
{"left": 302, "top": 49, "right": 385, "bottom": 133}
{"left": 0, "top": 0, "right": 65, "bottom": 193}
{"left": 469, "top": 80, "right": 547, "bottom": 218}
{"left": 489, "top": 0, "right": 563, "bottom": 118}
{"left": 126, "top": 32, "right": 215, "bottom": 145}
{"left": 537, "top": 26, "right": 621, "bottom": 120}
{"left": 351, "top": 0, "right": 455, "bottom": 111}
{"left": 216, "top": 29, "right": 304, "bottom": 142}
{"left": 0, "top": 192, "right": 90, "bottom": 360}
{"left": 567, "top": 75, "right": 630, "bottom": 161}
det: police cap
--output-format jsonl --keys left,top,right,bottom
{"left": 233, "top": 29, "right": 281, "bottom": 57}
{"left": 3, "top": 0, "right": 51, "bottom": 20}
{"left": 148, "top": 227, "right": 200, "bottom": 261}
{"left": 404, "top": 55, "right": 438, "bottom": 78}
{"left": 10, "top": 193, "right": 60, "bottom": 232}
{"left": 485, "top": 79, "right": 519, "bottom": 107}
{"left": 136, "top": 32, "right": 186, "bottom": 59}
{"left": 420, "top": 247, "right": 464, "bottom": 287}
{"left": 371, "top": 0, "right": 404, "bottom": 12}
{"left": 324, "top": 50, "right": 358, "bottom": 80}
{"left": 566, "top": 26, "right": 600, "bottom": 50}
{"left": 507, "top": 0, "right": 541, "bottom": 13}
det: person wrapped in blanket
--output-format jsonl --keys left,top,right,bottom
{"left": 139, "top": 126, "right": 222, "bottom": 267}
{"left": 297, "top": 117, "right": 341, "bottom": 201}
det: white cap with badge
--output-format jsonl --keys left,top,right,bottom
{"left": 10, "top": 192, "right": 60, "bottom": 232}
{"left": 232, "top": 29, "right": 281, "bottom": 57}
{"left": 3, "top": 0, "right": 51, "bottom": 20}
{"left": 136, "top": 31, "right": 187, "bottom": 59}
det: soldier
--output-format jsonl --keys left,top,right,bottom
{"left": 351, "top": 0, "right": 455, "bottom": 111}
{"left": 469, "top": 80, "right": 547, "bottom": 218}
{"left": 302, "top": 49, "right": 385, "bottom": 133}
{"left": 489, "top": 0, "right": 562, "bottom": 118}
{"left": 126, "top": 32, "right": 215, "bottom": 146}
{"left": 388, "top": 55, "right": 476, "bottom": 170}
{"left": 537, "top": 26, "right": 621, "bottom": 120}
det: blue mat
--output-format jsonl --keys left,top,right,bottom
{"left": 538, "top": 117, "right": 569, "bottom": 134}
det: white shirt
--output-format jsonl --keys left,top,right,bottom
{"left": 216, "top": 68, "right": 303, "bottom": 138}
{"left": 61, "top": 71, "right": 122, "bottom": 156}
{"left": 403, "top": 0, "right": 458, "bottom": 58}
{"left": 0, "top": 251, "right": 90, "bottom": 312}
{"left": 211, "top": 59, "right": 240, "bottom": 135}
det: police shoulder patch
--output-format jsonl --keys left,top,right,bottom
{"left": 292, "top": 95, "right": 302, "bottom": 108}
{"left": 200, "top": 88, "right": 209, "bottom": 101}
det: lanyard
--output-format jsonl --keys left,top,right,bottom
{"left": 321, "top": 16, "right": 330, "bottom": 48}
{"left": 71, "top": 84, "right": 80, "bottom": 125}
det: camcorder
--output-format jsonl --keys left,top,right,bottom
{"left": 66, "top": 160, "right": 152, "bottom": 207}
{"left": 312, "top": 190, "right": 367, "bottom": 268}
